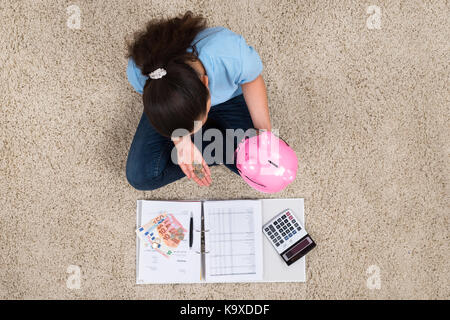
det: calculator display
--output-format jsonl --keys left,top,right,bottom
{"left": 285, "top": 237, "right": 312, "bottom": 259}
{"left": 263, "top": 208, "right": 316, "bottom": 266}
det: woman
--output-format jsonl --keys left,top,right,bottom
{"left": 126, "top": 11, "right": 271, "bottom": 190}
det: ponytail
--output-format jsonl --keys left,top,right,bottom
{"left": 127, "top": 11, "right": 207, "bottom": 76}
{"left": 127, "top": 11, "right": 210, "bottom": 137}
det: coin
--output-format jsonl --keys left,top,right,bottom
{"left": 193, "top": 162, "right": 204, "bottom": 179}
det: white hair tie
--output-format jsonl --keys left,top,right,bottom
{"left": 149, "top": 68, "right": 167, "bottom": 79}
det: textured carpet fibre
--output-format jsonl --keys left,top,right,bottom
{"left": 0, "top": 0, "right": 449, "bottom": 299}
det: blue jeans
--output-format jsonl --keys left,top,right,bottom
{"left": 126, "top": 94, "right": 254, "bottom": 190}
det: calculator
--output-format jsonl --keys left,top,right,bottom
{"left": 263, "top": 208, "right": 316, "bottom": 266}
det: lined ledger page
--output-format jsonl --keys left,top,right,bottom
{"left": 203, "top": 200, "right": 263, "bottom": 282}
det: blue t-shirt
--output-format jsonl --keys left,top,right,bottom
{"left": 126, "top": 26, "right": 263, "bottom": 106}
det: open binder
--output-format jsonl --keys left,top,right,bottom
{"left": 136, "top": 198, "right": 306, "bottom": 284}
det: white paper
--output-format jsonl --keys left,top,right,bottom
{"left": 261, "top": 198, "right": 306, "bottom": 282}
{"left": 136, "top": 200, "right": 202, "bottom": 284}
{"left": 203, "top": 200, "right": 263, "bottom": 282}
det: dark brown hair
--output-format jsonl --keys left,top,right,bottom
{"left": 127, "top": 11, "right": 210, "bottom": 137}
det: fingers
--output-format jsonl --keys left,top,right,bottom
{"left": 185, "top": 163, "right": 194, "bottom": 177}
{"left": 202, "top": 159, "right": 211, "bottom": 177}
{"left": 185, "top": 163, "right": 201, "bottom": 185}
{"left": 179, "top": 164, "right": 192, "bottom": 179}
{"left": 188, "top": 165, "right": 210, "bottom": 187}
{"left": 203, "top": 175, "right": 212, "bottom": 186}
{"left": 177, "top": 140, "right": 212, "bottom": 187}
{"left": 194, "top": 159, "right": 211, "bottom": 186}
{"left": 185, "top": 162, "right": 207, "bottom": 186}
{"left": 192, "top": 174, "right": 205, "bottom": 186}
{"left": 198, "top": 173, "right": 210, "bottom": 187}
{"left": 202, "top": 161, "right": 212, "bottom": 185}
{"left": 184, "top": 169, "right": 210, "bottom": 187}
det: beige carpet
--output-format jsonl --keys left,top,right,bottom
{"left": 1, "top": 0, "right": 449, "bottom": 299}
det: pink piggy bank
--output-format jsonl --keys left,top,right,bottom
{"left": 235, "top": 131, "right": 298, "bottom": 193}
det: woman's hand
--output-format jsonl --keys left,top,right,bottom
{"left": 173, "top": 137, "right": 211, "bottom": 186}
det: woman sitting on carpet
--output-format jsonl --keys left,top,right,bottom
{"left": 126, "top": 11, "right": 271, "bottom": 190}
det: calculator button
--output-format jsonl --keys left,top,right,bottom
{"left": 277, "top": 218, "right": 282, "bottom": 222}
{"left": 293, "top": 230, "right": 297, "bottom": 234}
{"left": 294, "top": 223, "right": 298, "bottom": 227}
{"left": 275, "top": 242, "right": 279, "bottom": 247}
{"left": 277, "top": 236, "right": 281, "bottom": 240}
{"left": 297, "top": 226, "right": 302, "bottom": 231}
{"left": 284, "top": 236, "right": 289, "bottom": 240}
{"left": 282, "top": 232, "right": 286, "bottom": 236}
{"left": 274, "top": 221, "right": 278, "bottom": 225}
{"left": 280, "top": 240, "right": 284, "bottom": 244}
{"left": 269, "top": 225, "right": 275, "bottom": 231}
{"left": 286, "top": 212, "right": 291, "bottom": 216}
{"left": 289, "top": 216, "right": 293, "bottom": 220}
{"left": 282, "top": 215, "right": 286, "bottom": 218}
{"left": 289, "top": 227, "right": 294, "bottom": 231}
